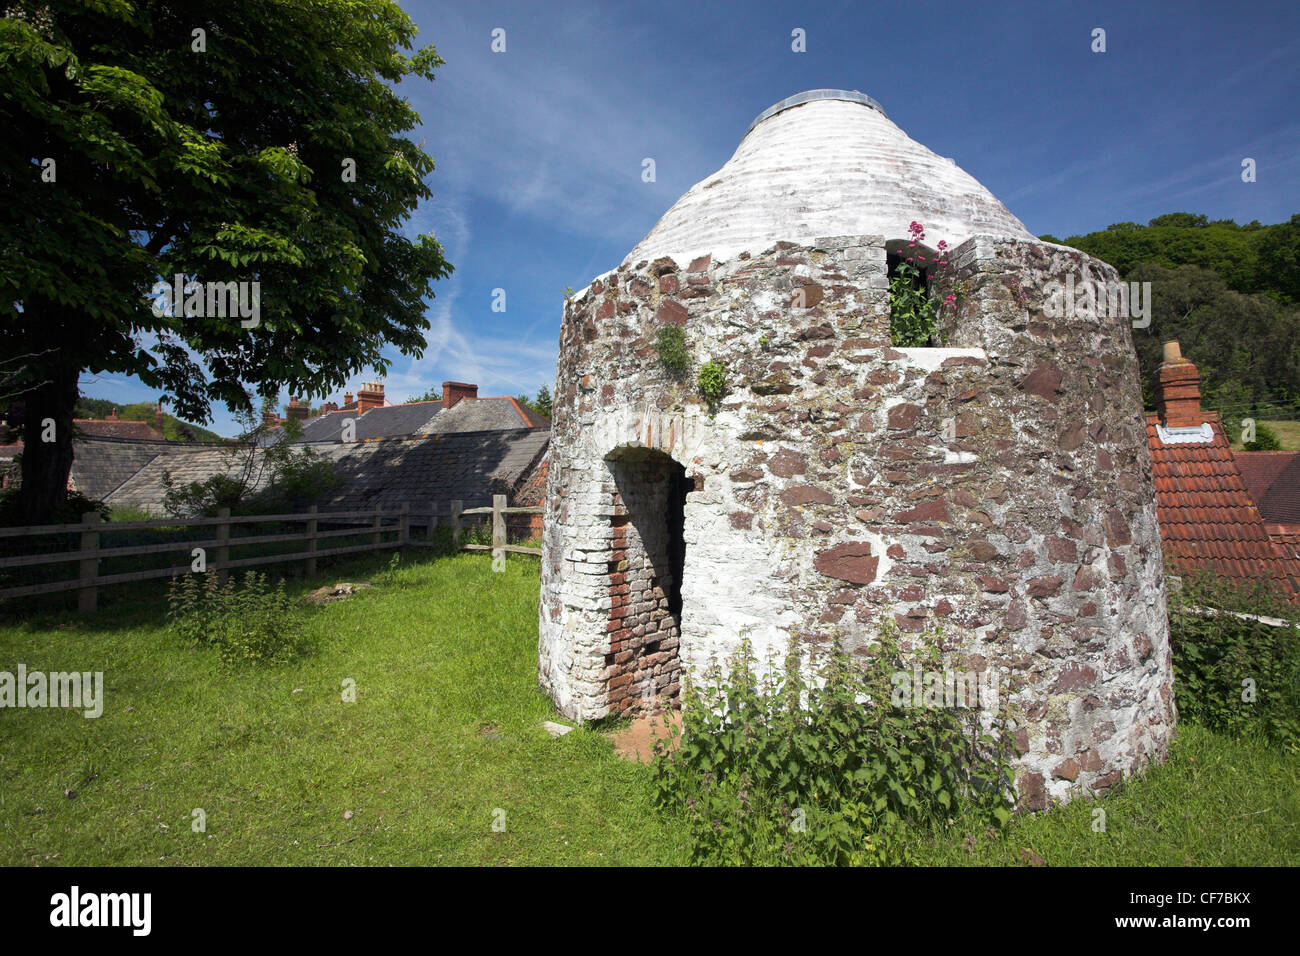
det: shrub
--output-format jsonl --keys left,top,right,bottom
{"left": 652, "top": 629, "right": 1016, "bottom": 865}
{"left": 655, "top": 325, "right": 689, "bottom": 374}
{"left": 167, "top": 571, "right": 310, "bottom": 666}
{"left": 1169, "top": 570, "right": 1300, "bottom": 748}
{"left": 1243, "top": 422, "right": 1282, "bottom": 451}
{"left": 696, "top": 359, "right": 726, "bottom": 409}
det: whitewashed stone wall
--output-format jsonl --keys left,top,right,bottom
{"left": 539, "top": 233, "right": 1175, "bottom": 808}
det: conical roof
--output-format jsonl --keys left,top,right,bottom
{"left": 624, "top": 90, "right": 1033, "bottom": 265}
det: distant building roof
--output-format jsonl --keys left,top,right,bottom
{"left": 1146, "top": 412, "right": 1300, "bottom": 597}
{"left": 296, "top": 402, "right": 443, "bottom": 443}
{"left": 1145, "top": 342, "right": 1300, "bottom": 598}
{"left": 75, "top": 418, "right": 164, "bottom": 441}
{"left": 106, "top": 428, "right": 550, "bottom": 515}
{"left": 419, "top": 397, "right": 547, "bottom": 434}
{"left": 1235, "top": 451, "right": 1300, "bottom": 525}
{"left": 292, "top": 396, "right": 548, "bottom": 443}
{"left": 69, "top": 435, "right": 204, "bottom": 501}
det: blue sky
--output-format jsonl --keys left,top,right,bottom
{"left": 88, "top": 0, "right": 1300, "bottom": 436}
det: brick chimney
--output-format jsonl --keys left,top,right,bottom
{"left": 356, "top": 382, "right": 385, "bottom": 414}
{"left": 107, "top": 408, "right": 118, "bottom": 421}
{"left": 155, "top": 401, "right": 164, "bottom": 435}
{"left": 442, "top": 381, "right": 478, "bottom": 410}
{"left": 343, "top": 391, "right": 354, "bottom": 408}
{"left": 285, "top": 396, "right": 311, "bottom": 421}
{"left": 1155, "top": 341, "right": 1205, "bottom": 428}
{"left": 321, "top": 402, "right": 339, "bottom": 414}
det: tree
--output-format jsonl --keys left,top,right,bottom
{"left": 410, "top": 386, "right": 442, "bottom": 403}
{"left": 1148, "top": 212, "right": 1209, "bottom": 229}
{"left": 512, "top": 386, "right": 553, "bottom": 420}
{"left": 1127, "top": 262, "right": 1300, "bottom": 410}
{"left": 1257, "top": 214, "right": 1300, "bottom": 304}
{"left": 1, "top": 1, "right": 452, "bottom": 522}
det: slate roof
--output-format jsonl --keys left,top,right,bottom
{"left": 419, "top": 397, "right": 546, "bottom": 435}
{"left": 105, "top": 428, "right": 551, "bottom": 516}
{"left": 1235, "top": 451, "right": 1300, "bottom": 525}
{"left": 292, "top": 397, "right": 548, "bottom": 443}
{"left": 1145, "top": 412, "right": 1300, "bottom": 598}
{"left": 297, "top": 402, "right": 443, "bottom": 443}
{"left": 69, "top": 436, "right": 211, "bottom": 501}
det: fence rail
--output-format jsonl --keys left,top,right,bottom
{"left": 0, "top": 496, "right": 543, "bottom": 612}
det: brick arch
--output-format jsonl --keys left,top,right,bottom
{"left": 600, "top": 445, "right": 692, "bottom": 717}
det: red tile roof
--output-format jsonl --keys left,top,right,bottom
{"left": 1235, "top": 451, "right": 1300, "bottom": 525}
{"left": 1267, "top": 524, "right": 1300, "bottom": 561}
{"left": 1146, "top": 412, "right": 1300, "bottom": 598}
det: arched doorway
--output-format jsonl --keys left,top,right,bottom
{"left": 602, "top": 446, "right": 691, "bottom": 717}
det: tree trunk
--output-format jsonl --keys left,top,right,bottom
{"left": 18, "top": 362, "right": 80, "bottom": 524}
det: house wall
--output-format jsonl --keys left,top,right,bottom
{"left": 539, "top": 233, "right": 1174, "bottom": 808}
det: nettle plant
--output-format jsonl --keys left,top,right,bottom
{"left": 167, "top": 571, "right": 310, "bottom": 666}
{"left": 889, "top": 220, "right": 957, "bottom": 347}
{"left": 652, "top": 627, "right": 1017, "bottom": 866}
{"left": 1168, "top": 569, "right": 1300, "bottom": 748}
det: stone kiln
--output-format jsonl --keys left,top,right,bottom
{"left": 539, "top": 90, "right": 1174, "bottom": 807}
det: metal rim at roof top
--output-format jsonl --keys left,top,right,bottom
{"left": 744, "top": 89, "right": 887, "bottom": 137}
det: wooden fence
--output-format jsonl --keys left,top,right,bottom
{"left": 0, "top": 495, "right": 543, "bottom": 612}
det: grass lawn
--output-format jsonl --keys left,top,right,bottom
{"left": 2, "top": 549, "right": 1296, "bottom": 866}
{"left": 0, "top": 551, "right": 687, "bottom": 865}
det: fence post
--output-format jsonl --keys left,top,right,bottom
{"left": 451, "top": 500, "right": 463, "bottom": 550}
{"left": 492, "top": 494, "right": 507, "bottom": 572}
{"left": 305, "top": 504, "right": 318, "bottom": 578}
{"left": 372, "top": 508, "right": 383, "bottom": 550}
{"left": 77, "top": 511, "right": 101, "bottom": 613}
{"left": 399, "top": 502, "right": 410, "bottom": 548}
{"left": 215, "top": 507, "right": 230, "bottom": 583}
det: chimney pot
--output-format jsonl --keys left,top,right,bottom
{"left": 356, "top": 381, "right": 386, "bottom": 414}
